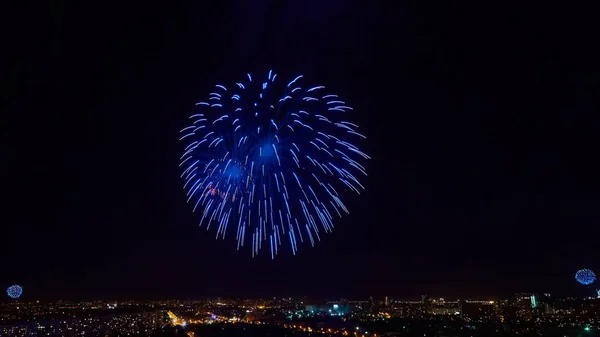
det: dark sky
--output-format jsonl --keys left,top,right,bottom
{"left": 3, "top": 1, "right": 600, "bottom": 300}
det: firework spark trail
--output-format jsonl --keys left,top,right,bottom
{"left": 180, "top": 71, "right": 369, "bottom": 258}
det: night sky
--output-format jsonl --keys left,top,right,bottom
{"left": 3, "top": 2, "right": 600, "bottom": 300}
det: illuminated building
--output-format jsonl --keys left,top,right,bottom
{"left": 531, "top": 294, "right": 538, "bottom": 308}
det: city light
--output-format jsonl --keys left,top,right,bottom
{"left": 2, "top": 296, "right": 600, "bottom": 336}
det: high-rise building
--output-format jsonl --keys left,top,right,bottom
{"left": 530, "top": 294, "right": 538, "bottom": 308}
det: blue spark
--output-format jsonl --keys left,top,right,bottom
{"left": 180, "top": 71, "right": 369, "bottom": 258}
{"left": 576, "top": 269, "right": 596, "bottom": 285}
{"left": 6, "top": 285, "right": 22, "bottom": 299}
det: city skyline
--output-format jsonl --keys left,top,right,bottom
{"left": 3, "top": 294, "right": 600, "bottom": 336}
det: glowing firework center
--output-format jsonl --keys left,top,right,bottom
{"left": 180, "top": 71, "right": 369, "bottom": 258}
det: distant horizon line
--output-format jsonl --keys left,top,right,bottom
{"left": 4, "top": 293, "right": 588, "bottom": 303}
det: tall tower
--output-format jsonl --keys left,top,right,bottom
{"left": 530, "top": 294, "right": 538, "bottom": 308}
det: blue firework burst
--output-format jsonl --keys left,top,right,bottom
{"left": 576, "top": 269, "right": 596, "bottom": 285}
{"left": 180, "top": 71, "right": 369, "bottom": 257}
{"left": 6, "top": 285, "right": 22, "bottom": 299}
